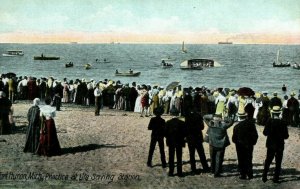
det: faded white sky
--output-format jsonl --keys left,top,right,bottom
{"left": 1, "top": 0, "right": 300, "bottom": 43}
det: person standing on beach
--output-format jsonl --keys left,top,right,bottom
{"left": 232, "top": 105, "right": 258, "bottom": 180}
{"left": 287, "top": 91, "right": 299, "bottom": 127}
{"left": 147, "top": 107, "right": 167, "bottom": 168}
{"left": 262, "top": 106, "right": 289, "bottom": 183}
{"left": 94, "top": 84, "right": 102, "bottom": 116}
{"left": 0, "top": 91, "right": 12, "bottom": 134}
{"left": 24, "top": 98, "right": 41, "bottom": 153}
{"left": 140, "top": 85, "right": 149, "bottom": 117}
{"left": 165, "top": 115, "right": 186, "bottom": 177}
{"left": 203, "top": 113, "right": 234, "bottom": 177}
{"left": 185, "top": 110, "right": 209, "bottom": 174}
{"left": 37, "top": 97, "right": 61, "bottom": 156}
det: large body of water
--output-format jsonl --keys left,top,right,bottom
{"left": 0, "top": 43, "right": 299, "bottom": 93}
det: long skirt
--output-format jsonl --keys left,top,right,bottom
{"left": 37, "top": 119, "right": 61, "bottom": 156}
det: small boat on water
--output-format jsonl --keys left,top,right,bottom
{"left": 65, "top": 62, "right": 74, "bottom": 68}
{"left": 292, "top": 63, "right": 300, "bottom": 69}
{"left": 273, "top": 62, "right": 290, "bottom": 67}
{"left": 273, "top": 50, "right": 291, "bottom": 67}
{"left": 180, "top": 59, "right": 214, "bottom": 70}
{"left": 34, "top": 54, "right": 60, "bottom": 60}
{"left": 85, "top": 64, "right": 92, "bottom": 70}
{"left": 161, "top": 60, "right": 173, "bottom": 68}
{"left": 2, "top": 50, "right": 24, "bottom": 56}
{"left": 96, "top": 58, "right": 110, "bottom": 63}
{"left": 115, "top": 70, "right": 141, "bottom": 77}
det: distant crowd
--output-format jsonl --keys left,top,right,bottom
{"left": 0, "top": 74, "right": 299, "bottom": 129}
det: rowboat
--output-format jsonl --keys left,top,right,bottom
{"left": 2, "top": 50, "right": 24, "bottom": 57}
{"left": 34, "top": 54, "right": 60, "bottom": 60}
{"left": 161, "top": 60, "right": 173, "bottom": 68}
{"left": 115, "top": 70, "right": 141, "bottom": 77}
{"left": 85, "top": 64, "right": 92, "bottom": 70}
{"left": 65, "top": 62, "right": 74, "bottom": 68}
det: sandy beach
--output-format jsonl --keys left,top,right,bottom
{"left": 0, "top": 101, "right": 299, "bottom": 189}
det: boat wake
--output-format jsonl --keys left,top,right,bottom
{"left": 214, "top": 61, "right": 223, "bottom": 67}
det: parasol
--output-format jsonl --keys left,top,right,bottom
{"left": 166, "top": 81, "right": 180, "bottom": 91}
{"left": 4, "top": 72, "right": 17, "bottom": 78}
{"left": 237, "top": 87, "right": 255, "bottom": 96}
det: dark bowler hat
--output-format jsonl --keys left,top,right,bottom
{"left": 153, "top": 107, "right": 164, "bottom": 116}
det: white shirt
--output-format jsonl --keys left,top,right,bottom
{"left": 40, "top": 105, "right": 56, "bottom": 119}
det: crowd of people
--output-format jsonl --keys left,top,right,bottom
{"left": 0, "top": 73, "right": 299, "bottom": 182}
{"left": 147, "top": 104, "right": 288, "bottom": 183}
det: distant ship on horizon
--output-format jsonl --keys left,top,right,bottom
{"left": 218, "top": 41, "right": 233, "bottom": 44}
{"left": 218, "top": 40, "right": 233, "bottom": 44}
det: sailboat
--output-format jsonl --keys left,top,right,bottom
{"left": 273, "top": 50, "right": 290, "bottom": 67}
{"left": 181, "top": 41, "right": 187, "bottom": 53}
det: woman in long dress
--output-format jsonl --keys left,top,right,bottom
{"left": 134, "top": 85, "right": 142, "bottom": 113}
{"left": 37, "top": 97, "right": 61, "bottom": 156}
{"left": 24, "top": 98, "right": 41, "bottom": 153}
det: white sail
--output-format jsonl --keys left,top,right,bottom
{"left": 181, "top": 41, "right": 187, "bottom": 53}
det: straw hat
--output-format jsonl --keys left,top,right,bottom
{"left": 290, "top": 91, "right": 296, "bottom": 96}
{"left": 271, "top": 106, "right": 281, "bottom": 114}
{"left": 238, "top": 112, "right": 247, "bottom": 117}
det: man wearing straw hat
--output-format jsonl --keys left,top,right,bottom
{"left": 232, "top": 104, "right": 258, "bottom": 180}
{"left": 262, "top": 106, "right": 289, "bottom": 183}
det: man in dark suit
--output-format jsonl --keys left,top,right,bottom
{"left": 232, "top": 105, "right": 258, "bottom": 180}
{"left": 165, "top": 116, "right": 186, "bottom": 177}
{"left": 185, "top": 110, "right": 209, "bottom": 174}
{"left": 262, "top": 106, "right": 289, "bottom": 183}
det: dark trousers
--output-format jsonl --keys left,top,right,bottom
{"left": 147, "top": 137, "right": 166, "bottom": 165}
{"left": 188, "top": 142, "right": 209, "bottom": 171}
{"left": 95, "top": 97, "right": 101, "bottom": 115}
{"left": 263, "top": 147, "right": 284, "bottom": 180}
{"left": 168, "top": 145, "right": 183, "bottom": 175}
{"left": 235, "top": 144, "right": 254, "bottom": 178}
{"left": 209, "top": 145, "right": 225, "bottom": 176}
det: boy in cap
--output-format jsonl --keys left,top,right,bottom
{"left": 147, "top": 107, "right": 166, "bottom": 168}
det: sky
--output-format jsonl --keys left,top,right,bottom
{"left": 0, "top": 0, "right": 300, "bottom": 44}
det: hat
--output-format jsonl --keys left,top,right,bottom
{"left": 262, "top": 91, "right": 268, "bottom": 94}
{"left": 271, "top": 106, "right": 281, "bottom": 114}
{"left": 273, "top": 92, "right": 278, "bottom": 96}
{"left": 290, "top": 91, "right": 296, "bottom": 96}
{"left": 238, "top": 112, "right": 247, "bottom": 117}
{"left": 153, "top": 107, "right": 164, "bottom": 116}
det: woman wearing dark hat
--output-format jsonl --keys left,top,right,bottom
{"left": 262, "top": 106, "right": 289, "bottom": 183}
{"left": 146, "top": 107, "right": 166, "bottom": 168}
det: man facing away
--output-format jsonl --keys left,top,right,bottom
{"left": 262, "top": 106, "right": 289, "bottom": 183}
{"left": 203, "top": 113, "right": 234, "bottom": 177}
{"left": 147, "top": 107, "right": 167, "bottom": 168}
{"left": 232, "top": 106, "right": 258, "bottom": 180}
{"left": 185, "top": 110, "right": 209, "bottom": 174}
{"left": 165, "top": 115, "right": 186, "bottom": 177}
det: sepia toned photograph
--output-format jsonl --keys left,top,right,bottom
{"left": 0, "top": 0, "right": 299, "bottom": 188}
